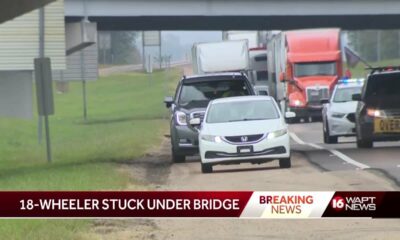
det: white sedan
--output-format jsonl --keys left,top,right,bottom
{"left": 322, "top": 79, "right": 364, "bottom": 144}
{"left": 190, "top": 96, "right": 294, "bottom": 173}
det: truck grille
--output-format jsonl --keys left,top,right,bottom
{"left": 190, "top": 111, "right": 205, "bottom": 122}
{"left": 223, "top": 134, "right": 265, "bottom": 144}
{"left": 306, "top": 87, "right": 329, "bottom": 105}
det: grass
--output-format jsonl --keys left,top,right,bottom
{"left": 348, "top": 58, "right": 400, "bottom": 78}
{"left": 0, "top": 68, "right": 181, "bottom": 239}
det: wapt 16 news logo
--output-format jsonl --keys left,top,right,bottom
{"left": 331, "top": 196, "right": 377, "bottom": 211}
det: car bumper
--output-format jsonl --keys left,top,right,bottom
{"left": 359, "top": 117, "right": 400, "bottom": 141}
{"left": 288, "top": 106, "right": 322, "bottom": 118}
{"left": 199, "top": 133, "right": 290, "bottom": 164}
{"left": 172, "top": 125, "right": 199, "bottom": 155}
{"left": 328, "top": 116, "right": 356, "bottom": 136}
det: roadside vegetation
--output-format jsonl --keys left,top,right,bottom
{"left": 0, "top": 68, "right": 181, "bottom": 239}
{"left": 349, "top": 58, "right": 400, "bottom": 78}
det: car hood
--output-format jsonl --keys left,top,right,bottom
{"left": 177, "top": 107, "right": 206, "bottom": 115}
{"left": 329, "top": 101, "right": 358, "bottom": 114}
{"left": 201, "top": 119, "right": 285, "bottom": 136}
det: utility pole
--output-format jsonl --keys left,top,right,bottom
{"left": 159, "top": 31, "right": 162, "bottom": 69}
{"left": 81, "top": 0, "right": 89, "bottom": 121}
{"left": 38, "top": 7, "right": 52, "bottom": 163}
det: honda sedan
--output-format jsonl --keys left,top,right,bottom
{"left": 190, "top": 96, "right": 294, "bottom": 173}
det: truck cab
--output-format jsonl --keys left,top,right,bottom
{"left": 268, "top": 29, "right": 342, "bottom": 122}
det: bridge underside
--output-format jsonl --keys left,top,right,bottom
{"left": 1, "top": 0, "right": 55, "bottom": 24}
{"left": 67, "top": 15, "right": 400, "bottom": 31}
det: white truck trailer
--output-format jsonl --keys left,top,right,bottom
{"left": 192, "top": 40, "right": 249, "bottom": 75}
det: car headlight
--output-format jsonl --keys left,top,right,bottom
{"left": 331, "top": 112, "right": 346, "bottom": 118}
{"left": 267, "top": 129, "right": 288, "bottom": 140}
{"left": 293, "top": 100, "right": 304, "bottom": 107}
{"left": 201, "top": 135, "right": 222, "bottom": 143}
{"left": 367, "top": 108, "right": 386, "bottom": 118}
{"left": 175, "top": 111, "right": 187, "bottom": 125}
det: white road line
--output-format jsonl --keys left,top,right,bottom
{"left": 289, "top": 132, "right": 305, "bottom": 145}
{"left": 328, "top": 149, "right": 370, "bottom": 169}
{"left": 290, "top": 132, "right": 370, "bottom": 170}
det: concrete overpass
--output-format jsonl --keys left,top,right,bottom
{"left": 65, "top": 0, "right": 400, "bottom": 30}
{"left": 0, "top": 0, "right": 55, "bottom": 24}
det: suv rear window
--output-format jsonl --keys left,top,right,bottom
{"left": 366, "top": 73, "right": 400, "bottom": 96}
{"left": 178, "top": 79, "right": 250, "bottom": 108}
{"left": 364, "top": 72, "right": 400, "bottom": 107}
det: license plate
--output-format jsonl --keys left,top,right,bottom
{"left": 237, "top": 146, "right": 253, "bottom": 154}
{"left": 310, "top": 91, "right": 319, "bottom": 96}
{"left": 374, "top": 118, "right": 400, "bottom": 133}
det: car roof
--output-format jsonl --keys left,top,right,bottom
{"left": 211, "top": 96, "right": 273, "bottom": 104}
{"left": 336, "top": 78, "right": 364, "bottom": 88}
{"left": 182, "top": 72, "right": 247, "bottom": 83}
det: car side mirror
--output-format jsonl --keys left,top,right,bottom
{"left": 352, "top": 93, "right": 362, "bottom": 101}
{"left": 164, "top": 96, "right": 174, "bottom": 108}
{"left": 279, "top": 72, "right": 286, "bottom": 82}
{"left": 189, "top": 118, "right": 201, "bottom": 126}
{"left": 285, "top": 112, "right": 296, "bottom": 119}
{"left": 320, "top": 98, "right": 330, "bottom": 104}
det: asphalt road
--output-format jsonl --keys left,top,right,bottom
{"left": 290, "top": 122, "right": 400, "bottom": 186}
{"left": 92, "top": 134, "right": 400, "bottom": 240}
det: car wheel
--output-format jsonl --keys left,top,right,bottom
{"left": 279, "top": 157, "right": 291, "bottom": 168}
{"left": 356, "top": 137, "right": 373, "bottom": 148}
{"left": 172, "top": 148, "right": 186, "bottom": 163}
{"left": 323, "top": 120, "right": 338, "bottom": 144}
{"left": 201, "top": 163, "right": 213, "bottom": 173}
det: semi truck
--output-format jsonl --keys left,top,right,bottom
{"left": 223, "top": 31, "right": 260, "bottom": 49}
{"left": 267, "top": 29, "right": 343, "bottom": 121}
{"left": 223, "top": 31, "right": 268, "bottom": 86}
{"left": 248, "top": 47, "right": 268, "bottom": 86}
{"left": 192, "top": 40, "right": 249, "bottom": 74}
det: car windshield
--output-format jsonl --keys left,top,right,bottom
{"left": 178, "top": 79, "right": 250, "bottom": 108}
{"left": 333, "top": 86, "right": 362, "bottom": 103}
{"left": 206, "top": 99, "right": 279, "bottom": 124}
{"left": 294, "top": 62, "right": 337, "bottom": 77}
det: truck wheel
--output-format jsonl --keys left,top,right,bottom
{"left": 279, "top": 157, "right": 291, "bottom": 168}
{"left": 172, "top": 148, "right": 186, "bottom": 163}
{"left": 323, "top": 120, "right": 338, "bottom": 144}
{"left": 201, "top": 163, "right": 213, "bottom": 173}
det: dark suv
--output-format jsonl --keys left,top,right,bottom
{"left": 164, "top": 72, "right": 255, "bottom": 162}
{"left": 353, "top": 67, "right": 400, "bottom": 148}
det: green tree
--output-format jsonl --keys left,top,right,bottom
{"left": 109, "top": 31, "right": 140, "bottom": 65}
{"left": 348, "top": 30, "right": 400, "bottom": 62}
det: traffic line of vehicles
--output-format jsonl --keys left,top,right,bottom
{"left": 321, "top": 67, "right": 400, "bottom": 149}
{"left": 165, "top": 33, "right": 294, "bottom": 173}
{"left": 164, "top": 29, "right": 400, "bottom": 173}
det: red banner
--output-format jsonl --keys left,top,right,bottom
{"left": 0, "top": 191, "right": 399, "bottom": 218}
{"left": 0, "top": 191, "right": 253, "bottom": 218}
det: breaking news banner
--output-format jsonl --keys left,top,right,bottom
{"left": 0, "top": 191, "right": 399, "bottom": 219}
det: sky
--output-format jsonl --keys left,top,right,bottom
{"left": 136, "top": 31, "right": 223, "bottom": 62}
